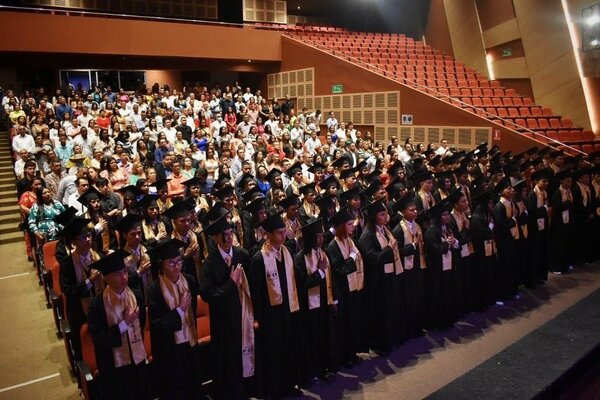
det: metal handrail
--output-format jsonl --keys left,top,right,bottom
{"left": 283, "top": 32, "right": 586, "bottom": 155}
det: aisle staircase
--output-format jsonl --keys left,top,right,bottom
{"left": 0, "top": 131, "right": 21, "bottom": 245}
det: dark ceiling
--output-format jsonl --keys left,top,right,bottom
{"left": 286, "top": 0, "right": 431, "bottom": 38}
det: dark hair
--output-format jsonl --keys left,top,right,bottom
{"left": 24, "top": 160, "right": 37, "bottom": 169}
{"left": 195, "top": 167, "right": 208, "bottom": 178}
{"left": 95, "top": 177, "right": 109, "bottom": 187}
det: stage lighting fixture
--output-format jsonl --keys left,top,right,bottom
{"left": 586, "top": 14, "right": 599, "bottom": 26}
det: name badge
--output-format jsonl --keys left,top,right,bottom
{"left": 404, "top": 255, "right": 414, "bottom": 270}
{"left": 461, "top": 244, "right": 470, "bottom": 258}
{"left": 537, "top": 218, "right": 545, "bottom": 231}
{"left": 562, "top": 210, "right": 570, "bottom": 224}
{"left": 484, "top": 240, "right": 493, "bottom": 257}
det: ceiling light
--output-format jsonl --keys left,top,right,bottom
{"left": 248, "top": 59, "right": 252, "bottom": 63}
{"left": 297, "top": 6, "right": 300, "bottom": 9}
{"left": 586, "top": 14, "right": 600, "bottom": 26}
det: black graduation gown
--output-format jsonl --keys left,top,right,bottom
{"left": 87, "top": 289, "right": 150, "bottom": 400}
{"left": 572, "top": 183, "right": 594, "bottom": 264}
{"left": 248, "top": 250, "right": 299, "bottom": 398}
{"left": 294, "top": 251, "right": 338, "bottom": 384}
{"left": 525, "top": 191, "right": 550, "bottom": 285}
{"left": 198, "top": 247, "right": 251, "bottom": 400}
{"left": 513, "top": 201, "right": 529, "bottom": 289}
{"left": 550, "top": 189, "right": 576, "bottom": 273}
{"left": 470, "top": 207, "right": 496, "bottom": 308}
{"left": 148, "top": 273, "right": 199, "bottom": 400}
{"left": 326, "top": 239, "right": 366, "bottom": 364}
{"left": 591, "top": 185, "right": 600, "bottom": 260}
{"left": 357, "top": 226, "right": 398, "bottom": 353}
{"left": 424, "top": 224, "right": 460, "bottom": 329}
{"left": 60, "top": 255, "right": 97, "bottom": 360}
{"left": 492, "top": 201, "right": 517, "bottom": 300}
{"left": 449, "top": 214, "right": 473, "bottom": 314}
{"left": 392, "top": 223, "right": 424, "bottom": 338}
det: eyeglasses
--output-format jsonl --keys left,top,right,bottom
{"left": 165, "top": 258, "right": 183, "bottom": 268}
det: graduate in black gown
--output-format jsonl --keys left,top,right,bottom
{"left": 550, "top": 170, "right": 576, "bottom": 274}
{"left": 339, "top": 186, "right": 365, "bottom": 244}
{"left": 590, "top": 167, "right": 600, "bottom": 260}
{"left": 491, "top": 177, "right": 518, "bottom": 303}
{"left": 198, "top": 211, "right": 255, "bottom": 400}
{"left": 423, "top": 198, "right": 460, "bottom": 329}
{"left": 572, "top": 168, "right": 594, "bottom": 265}
{"left": 79, "top": 187, "right": 118, "bottom": 254}
{"left": 59, "top": 218, "right": 103, "bottom": 361}
{"left": 392, "top": 195, "right": 426, "bottom": 338}
{"left": 87, "top": 250, "right": 151, "bottom": 400}
{"left": 248, "top": 212, "right": 302, "bottom": 398}
{"left": 164, "top": 200, "right": 202, "bottom": 284}
{"left": 357, "top": 199, "right": 403, "bottom": 354}
{"left": 298, "top": 183, "right": 320, "bottom": 224}
{"left": 294, "top": 218, "right": 338, "bottom": 385}
{"left": 139, "top": 195, "right": 171, "bottom": 251}
{"left": 114, "top": 214, "right": 153, "bottom": 303}
{"left": 525, "top": 168, "right": 551, "bottom": 286}
{"left": 147, "top": 239, "right": 200, "bottom": 400}
{"left": 470, "top": 189, "right": 497, "bottom": 309}
{"left": 512, "top": 179, "right": 530, "bottom": 290}
{"left": 242, "top": 197, "right": 269, "bottom": 257}
{"left": 278, "top": 195, "right": 303, "bottom": 255}
{"left": 327, "top": 206, "right": 366, "bottom": 368}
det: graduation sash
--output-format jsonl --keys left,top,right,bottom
{"left": 230, "top": 208, "right": 243, "bottom": 248}
{"left": 334, "top": 236, "right": 364, "bottom": 291}
{"left": 302, "top": 202, "right": 319, "bottom": 219}
{"left": 172, "top": 229, "right": 202, "bottom": 280}
{"left": 376, "top": 226, "right": 403, "bottom": 275}
{"left": 237, "top": 267, "right": 255, "bottom": 378}
{"left": 142, "top": 219, "right": 167, "bottom": 242}
{"left": 515, "top": 201, "right": 528, "bottom": 239}
{"left": 72, "top": 249, "right": 103, "bottom": 314}
{"left": 158, "top": 275, "right": 197, "bottom": 346}
{"left": 86, "top": 212, "right": 111, "bottom": 253}
{"left": 418, "top": 190, "right": 434, "bottom": 210}
{"left": 451, "top": 209, "right": 474, "bottom": 255}
{"left": 102, "top": 286, "right": 146, "bottom": 368}
{"left": 577, "top": 182, "right": 590, "bottom": 207}
{"left": 399, "top": 219, "right": 426, "bottom": 269}
{"left": 260, "top": 242, "right": 299, "bottom": 313}
{"left": 124, "top": 244, "right": 153, "bottom": 303}
{"left": 304, "top": 249, "right": 334, "bottom": 310}
{"left": 500, "top": 197, "right": 519, "bottom": 240}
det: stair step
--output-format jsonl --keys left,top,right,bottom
{"left": 0, "top": 231, "right": 24, "bottom": 246}
{"left": 0, "top": 166, "right": 13, "bottom": 173}
{"left": 0, "top": 171, "right": 13, "bottom": 179}
{"left": 0, "top": 179, "right": 15, "bottom": 187}
{"left": 0, "top": 192, "right": 15, "bottom": 200}
{"left": 0, "top": 214, "right": 21, "bottom": 224}
{"left": 0, "top": 161, "right": 12, "bottom": 167}
{"left": 0, "top": 223, "right": 20, "bottom": 235}
{"left": 0, "top": 183, "right": 15, "bottom": 191}
{"left": 0, "top": 203, "right": 18, "bottom": 215}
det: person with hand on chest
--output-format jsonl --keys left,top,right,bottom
{"left": 294, "top": 218, "right": 338, "bottom": 386}
{"left": 164, "top": 200, "right": 201, "bottom": 285}
{"left": 147, "top": 239, "right": 200, "bottom": 400}
{"left": 199, "top": 211, "right": 255, "bottom": 400}
{"left": 86, "top": 250, "right": 150, "bottom": 400}
{"left": 526, "top": 168, "right": 551, "bottom": 286}
{"left": 59, "top": 217, "right": 103, "bottom": 361}
{"left": 114, "top": 214, "right": 153, "bottom": 304}
{"left": 550, "top": 170, "right": 576, "bottom": 275}
{"left": 248, "top": 212, "right": 302, "bottom": 398}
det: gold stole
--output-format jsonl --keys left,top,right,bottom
{"left": 437, "top": 189, "right": 448, "bottom": 201}
{"left": 303, "top": 202, "right": 319, "bottom": 218}
{"left": 158, "top": 275, "right": 197, "bottom": 346}
{"left": 86, "top": 212, "right": 110, "bottom": 253}
{"left": 304, "top": 249, "right": 334, "bottom": 310}
{"left": 72, "top": 249, "right": 103, "bottom": 314}
{"left": 479, "top": 162, "right": 488, "bottom": 175}
{"left": 577, "top": 182, "right": 590, "bottom": 207}
{"left": 534, "top": 185, "right": 547, "bottom": 208}
{"left": 500, "top": 197, "right": 519, "bottom": 239}
{"left": 230, "top": 208, "right": 243, "bottom": 247}
{"left": 418, "top": 190, "right": 434, "bottom": 210}
{"left": 290, "top": 181, "right": 300, "bottom": 196}
{"left": 451, "top": 209, "right": 474, "bottom": 254}
{"left": 260, "top": 241, "right": 299, "bottom": 312}
{"left": 559, "top": 186, "right": 573, "bottom": 203}
{"left": 400, "top": 219, "right": 426, "bottom": 269}
{"left": 192, "top": 196, "right": 210, "bottom": 213}
{"left": 235, "top": 266, "right": 255, "bottom": 377}
{"left": 172, "top": 229, "right": 201, "bottom": 280}
{"left": 157, "top": 198, "right": 173, "bottom": 214}
{"left": 283, "top": 214, "right": 301, "bottom": 242}
{"left": 375, "top": 226, "right": 403, "bottom": 274}
{"left": 334, "top": 236, "right": 364, "bottom": 291}
{"left": 102, "top": 286, "right": 146, "bottom": 368}
{"left": 142, "top": 219, "right": 167, "bottom": 242}
{"left": 124, "top": 244, "right": 152, "bottom": 302}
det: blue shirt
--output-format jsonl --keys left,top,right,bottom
{"left": 55, "top": 104, "right": 73, "bottom": 121}
{"left": 55, "top": 144, "right": 73, "bottom": 167}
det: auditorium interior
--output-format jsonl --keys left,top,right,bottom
{"left": 0, "top": 0, "right": 599, "bottom": 399}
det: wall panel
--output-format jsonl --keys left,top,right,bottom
{"left": 482, "top": 18, "right": 522, "bottom": 49}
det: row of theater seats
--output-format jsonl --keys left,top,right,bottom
{"left": 283, "top": 27, "right": 599, "bottom": 154}
{"left": 37, "top": 240, "right": 211, "bottom": 399}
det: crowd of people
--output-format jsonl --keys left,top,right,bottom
{"left": 3, "top": 82, "right": 600, "bottom": 400}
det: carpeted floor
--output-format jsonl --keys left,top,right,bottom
{"left": 0, "top": 239, "right": 598, "bottom": 400}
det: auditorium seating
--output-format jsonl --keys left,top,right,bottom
{"left": 267, "top": 25, "right": 599, "bottom": 154}
{"left": 78, "top": 324, "right": 99, "bottom": 400}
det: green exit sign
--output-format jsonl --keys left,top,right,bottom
{"left": 502, "top": 48, "right": 512, "bottom": 57}
{"left": 331, "top": 84, "right": 343, "bottom": 94}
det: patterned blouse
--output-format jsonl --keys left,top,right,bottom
{"left": 28, "top": 200, "right": 65, "bottom": 240}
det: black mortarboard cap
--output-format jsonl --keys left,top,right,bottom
{"left": 146, "top": 239, "right": 185, "bottom": 264}
{"left": 300, "top": 218, "right": 325, "bottom": 237}
{"left": 362, "top": 198, "right": 387, "bottom": 216}
{"left": 307, "top": 163, "right": 325, "bottom": 174}
{"left": 364, "top": 169, "right": 383, "bottom": 183}
{"left": 556, "top": 169, "right": 572, "bottom": 180}
{"left": 340, "top": 186, "right": 362, "bottom": 205}
{"left": 213, "top": 175, "right": 231, "bottom": 190}
{"left": 428, "top": 197, "right": 452, "bottom": 217}
{"left": 355, "top": 160, "right": 369, "bottom": 173}
{"left": 493, "top": 177, "right": 512, "bottom": 194}
{"left": 118, "top": 185, "right": 141, "bottom": 198}
{"left": 265, "top": 168, "right": 282, "bottom": 183}
{"left": 329, "top": 205, "right": 354, "bottom": 226}
{"left": 241, "top": 186, "right": 263, "bottom": 203}
{"left": 331, "top": 156, "right": 350, "bottom": 169}
{"left": 245, "top": 197, "right": 266, "bottom": 214}
{"left": 388, "top": 160, "right": 405, "bottom": 177}
{"left": 89, "top": 249, "right": 129, "bottom": 275}
{"left": 53, "top": 206, "right": 78, "bottom": 226}
{"left": 113, "top": 214, "right": 144, "bottom": 233}
{"left": 201, "top": 210, "right": 234, "bottom": 236}
{"left": 320, "top": 175, "right": 339, "bottom": 190}
{"left": 77, "top": 186, "right": 105, "bottom": 205}
{"left": 300, "top": 182, "right": 317, "bottom": 196}
{"left": 410, "top": 170, "right": 434, "bottom": 184}
{"left": 489, "top": 162, "right": 503, "bottom": 175}
{"left": 153, "top": 178, "right": 170, "bottom": 190}
{"left": 288, "top": 162, "right": 303, "bottom": 176}
{"left": 395, "top": 194, "right": 416, "bottom": 212}
{"left": 471, "top": 187, "right": 492, "bottom": 207}
{"left": 237, "top": 173, "right": 255, "bottom": 189}
{"left": 339, "top": 167, "right": 357, "bottom": 180}
{"left": 182, "top": 177, "right": 202, "bottom": 188}
{"left": 315, "top": 194, "right": 336, "bottom": 210}
{"left": 213, "top": 185, "right": 235, "bottom": 200}
{"left": 163, "top": 200, "right": 194, "bottom": 219}
{"left": 362, "top": 178, "right": 383, "bottom": 197}
{"left": 139, "top": 194, "right": 159, "bottom": 210}
{"left": 512, "top": 179, "right": 528, "bottom": 192}
{"left": 429, "top": 155, "right": 442, "bottom": 168}
{"left": 526, "top": 146, "right": 540, "bottom": 156}
{"left": 531, "top": 168, "right": 551, "bottom": 181}
{"left": 258, "top": 211, "right": 286, "bottom": 232}
{"left": 447, "top": 188, "right": 464, "bottom": 205}
{"left": 59, "top": 217, "right": 91, "bottom": 241}
{"left": 276, "top": 194, "right": 300, "bottom": 209}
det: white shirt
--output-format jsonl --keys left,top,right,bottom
{"left": 77, "top": 113, "right": 94, "bottom": 128}
{"left": 290, "top": 127, "right": 303, "bottom": 142}
{"left": 210, "top": 119, "right": 226, "bottom": 137}
{"left": 12, "top": 134, "right": 35, "bottom": 153}
{"left": 162, "top": 127, "right": 177, "bottom": 144}
{"left": 326, "top": 117, "right": 338, "bottom": 129}
{"left": 218, "top": 245, "right": 233, "bottom": 267}
{"left": 68, "top": 192, "right": 87, "bottom": 216}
